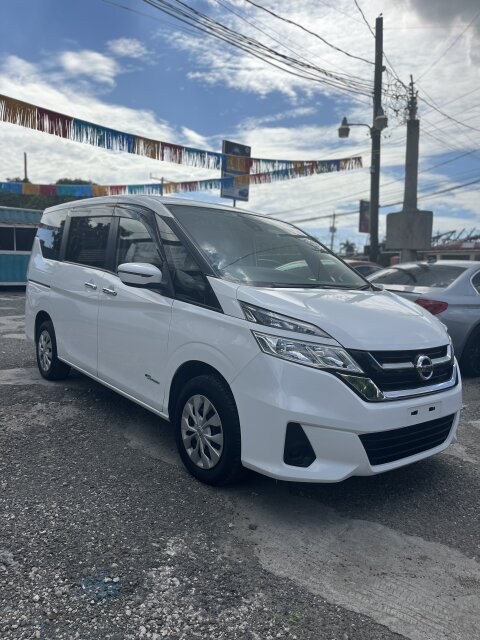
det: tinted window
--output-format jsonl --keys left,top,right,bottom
{"left": 65, "top": 216, "right": 111, "bottom": 269}
{"left": 157, "top": 218, "right": 218, "bottom": 307}
{"left": 15, "top": 228, "right": 37, "bottom": 251}
{"left": 353, "top": 264, "right": 381, "bottom": 277}
{"left": 116, "top": 217, "right": 162, "bottom": 269}
{"left": 0, "top": 227, "right": 14, "bottom": 251}
{"left": 472, "top": 271, "right": 480, "bottom": 294}
{"left": 369, "top": 264, "right": 466, "bottom": 288}
{"left": 167, "top": 205, "right": 366, "bottom": 289}
{"left": 37, "top": 209, "right": 67, "bottom": 260}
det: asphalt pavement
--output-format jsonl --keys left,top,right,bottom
{"left": 0, "top": 290, "right": 479, "bottom": 640}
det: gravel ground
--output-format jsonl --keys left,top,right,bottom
{"left": 0, "top": 290, "right": 479, "bottom": 640}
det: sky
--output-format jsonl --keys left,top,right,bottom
{"left": 0, "top": 0, "right": 479, "bottom": 252}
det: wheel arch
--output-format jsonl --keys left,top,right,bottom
{"left": 167, "top": 360, "right": 233, "bottom": 421}
{"left": 35, "top": 310, "right": 53, "bottom": 339}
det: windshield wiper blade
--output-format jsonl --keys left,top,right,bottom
{"left": 267, "top": 283, "right": 361, "bottom": 289}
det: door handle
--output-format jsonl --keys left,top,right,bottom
{"left": 102, "top": 287, "right": 117, "bottom": 296}
{"left": 84, "top": 282, "right": 97, "bottom": 290}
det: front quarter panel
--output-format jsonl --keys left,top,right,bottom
{"left": 163, "top": 300, "right": 259, "bottom": 414}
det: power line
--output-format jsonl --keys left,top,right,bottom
{"left": 213, "top": 0, "right": 372, "bottom": 90}
{"left": 353, "top": 0, "right": 375, "bottom": 37}
{"left": 138, "top": 0, "right": 374, "bottom": 97}
{"left": 418, "top": 93, "right": 480, "bottom": 134}
{"left": 417, "top": 8, "right": 480, "bottom": 81}
{"left": 241, "top": 0, "right": 374, "bottom": 65}
{"left": 382, "top": 175, "right": 480, "bottom": 207}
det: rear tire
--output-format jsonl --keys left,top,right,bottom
{"left": 174, "top": 374, "right": 243, "bottom": 485}
{"left": 460, "top": 327, "right": 480, "bottom": 377}
{"left": 36, "top": 320, "right": 71, "bottom": 381}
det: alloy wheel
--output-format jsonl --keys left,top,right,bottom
{"left": 181, "top": 394, "right": 224, "bottom": 469}
{"left": 38, "top": 330, "right": 53, "bottom": 373}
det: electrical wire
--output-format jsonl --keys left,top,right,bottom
{"left": 417, "top": 7, "right": 480, "bottom": 81}
{"left": 241, "top": 0, "right": 374, "bottom": 65}
{"left": 353, "top": 0, "right": 375, "bottom": 37}
{"left": 213, "top": 0, "right": 373, "bottom": 90}
{"left": 139, "top": 0, "right": 375, "bottom": 97}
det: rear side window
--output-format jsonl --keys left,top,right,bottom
{"left": 37, "top": 209, "right": 68, "bottom": 260}
{"left": 65, "top": 216, "right": 111, "bottom": 269}
{"left": 0, "top": 227, "right": 14, "bottom": 251}
{"left": 370, "top": 264, "right": 466, "bottom": 287}
{"left": 472, "top": 272, "right": 480, "bottom": 294}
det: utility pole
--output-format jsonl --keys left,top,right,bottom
{"left": 23, "top": 152, "right": 28, "bottom": 182}
{"left": 400, "top": 76, "right": 419, "bottom": 262}
{"left": 385, "top": 75, "right": 432, "bottom": 261}
{"left": 330, "top": 211, "right": 337, "bottom": 251}
{"left": 369, "top": 15, "right": 384, "bottom": 264}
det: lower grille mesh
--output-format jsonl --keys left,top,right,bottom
{"left": 359, "top": 414, "right": 455, "bottom": 466}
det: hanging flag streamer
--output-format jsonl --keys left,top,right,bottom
{"left": 0, "top": 158, "right": 363, "bottom": 200}
{"left": 0, "top": 93, "right": 362, "bottom": 175}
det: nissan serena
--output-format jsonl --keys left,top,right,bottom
{"left": 25, "top": 196, "right": 462, "bottom": 485}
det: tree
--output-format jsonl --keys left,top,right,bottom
{"left": 55, "top": 178, "right": 94, "bottom": 185}
{"left": 339, "top": 240, "right": 357, "bottom": 256}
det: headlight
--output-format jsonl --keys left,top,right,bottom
{"left": 240, "top": 302, "right": 330, "bottom": 338}
{"left": 253, "top": 332, "right": 363, "bottom": 373}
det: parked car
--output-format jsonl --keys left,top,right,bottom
{"left": 368, "top": 261, "right": 480, "bottom": 376}
{"left": 26, "top": 197, "right": 461, "bottom": 485}
{"left": 345, "top": 259, "right": 382, "bottom": 277}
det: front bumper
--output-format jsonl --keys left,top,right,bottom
{"left": 231, "top": 354, "right": 462, "bottom": 482}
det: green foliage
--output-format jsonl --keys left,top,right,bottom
{"left": 0, "top": 193, "right": 79, "bottom": 211}
{"left": 55, "top": 178, "right": 94, "bottom": 185}
{"left": 339, "top": 239, "right": 357, "bottom": 256}
{"left": 0, "top": 177, "right": 95, "bottom": 210}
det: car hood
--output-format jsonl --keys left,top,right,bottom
{"left": 235, "top": 285, "right": 449, "bottom": 351}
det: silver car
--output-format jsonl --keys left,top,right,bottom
{"left": 368, "top": 260, "right": 480, "bottom": 376}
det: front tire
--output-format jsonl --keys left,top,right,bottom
{"left": 174, "top": 374, "right": 243, "bottom": 485}
{"left": 460, "top": 327, "right": 480, "bottom": 377}
{"left": 36, "top": 320, "right": 71, "bottom": 381}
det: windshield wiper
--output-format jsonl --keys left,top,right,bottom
{"left": 267, "top": 283, "right": 366, "bottom": 289}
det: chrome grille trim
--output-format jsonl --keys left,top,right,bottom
{"left": 374, "top": 352, "right": 453, "bottom": 371}
{"left": 382, "top": 366, "right": 457, "bottom": 400}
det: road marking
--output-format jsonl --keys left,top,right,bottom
{"left": 233, "top": 486, "right": 480, "bottom": 640}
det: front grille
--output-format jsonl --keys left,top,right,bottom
{"left": 359, "top": 414, "right": 455, "bottom": 466}
{"left": 349, "top": 346, "right": 454, "bottom": 393}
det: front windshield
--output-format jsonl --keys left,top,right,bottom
{"left": 167, "top": 205, "right": 367, "bottom": 289}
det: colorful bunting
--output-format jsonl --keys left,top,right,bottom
{"left": 0, "top": 93, "right": 362, "bottom": 176}
{"left": 0, "top": 157, "right": 364, "bottom": 200}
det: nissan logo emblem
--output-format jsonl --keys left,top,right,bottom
{"left": 415, "top": 354, "right": 434, "bottom": 381}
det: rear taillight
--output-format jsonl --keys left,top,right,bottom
{"left": 415, "top": 298, "right": 448, "bottom": 315}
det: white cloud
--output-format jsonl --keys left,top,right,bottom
{"left": 2, "top": 0, "right": 480, "bottom": 251}
{"left": 59, "top": 50, "right": 121, "bottom": 86}
{"left": 107, "top": 38, "right": 149, "bottom": 59}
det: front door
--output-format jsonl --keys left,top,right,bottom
{"left": 97, "top": 207, "right": 173, "bottom": 413}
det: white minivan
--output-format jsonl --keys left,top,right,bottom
{"left": 26, "top": 196, "right": 462, "bottom": 485}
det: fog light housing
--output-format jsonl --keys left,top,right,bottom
{"left": 284, "top": 423, "right": 316, "bottom": 467}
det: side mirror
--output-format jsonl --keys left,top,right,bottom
{"left": 118, "top": 262, "right": 163, "bottom": 287}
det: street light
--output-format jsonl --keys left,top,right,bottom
{"left": 338, "top": 108, "right": 388, "bottom": 263}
